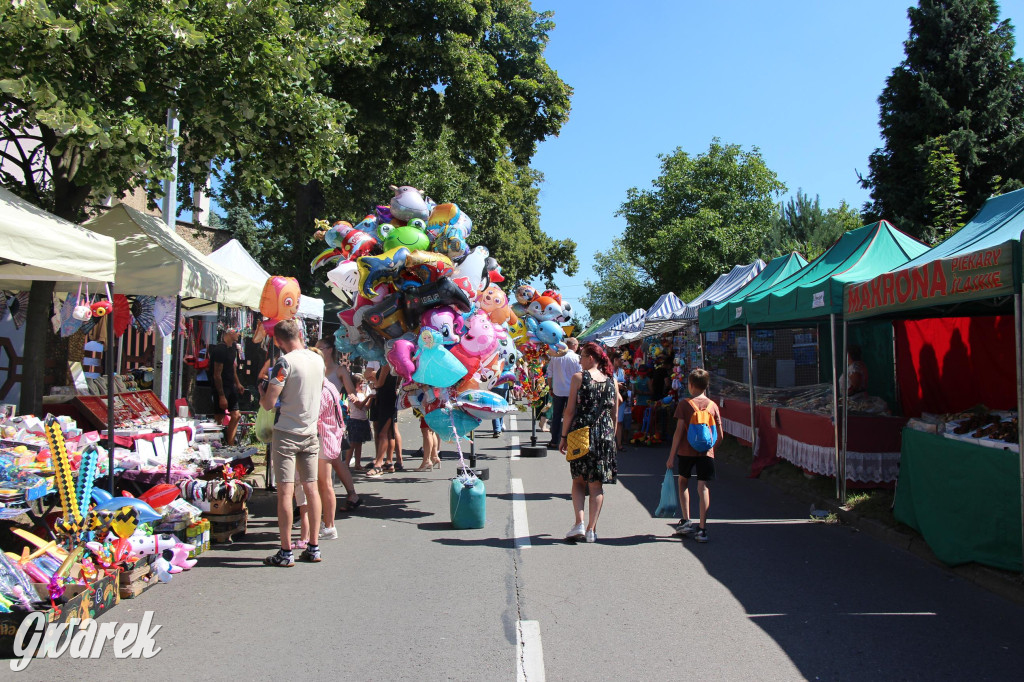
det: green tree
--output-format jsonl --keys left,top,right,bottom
{"left": 581, "top": 238, "right": 654, "bottom": 321}
{"left": 860, "top": 0, "right": 1024, "bottom": 238}
{"left": 0, "top": 0, "right": 367, "bottom": 413}
{"left": 220, "top": 0, "right": 575, "bottom": 287}
{"left": 602, "top": 139, "right": 786, "bottom": 310}
{"left": 921, "top": 136, "right": 968, "bottom": 243}
{"left": 768, "top": 190, "right": 862, "bottom": 261}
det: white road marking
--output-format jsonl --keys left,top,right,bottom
{"left": 516, "top": 620, "right": 545, "bottom": 682}
{"left": 748, "top": 612, "right": 937, "bottom": 618}
{"left": 511, "top": 436, "right": 521, "bottom": 461}
{"left": 510, "top": 414, "right": 519, "bottom": 431}
{"left": 511, "top": 478, "right": 530, "bottom": 549}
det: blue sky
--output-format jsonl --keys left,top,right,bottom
{"left": 531, "top": 0, "right": 1024, "bottom": 323}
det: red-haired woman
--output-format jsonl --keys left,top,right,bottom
{"left": 559, "top": 341, "right": 619, "bottom": 543}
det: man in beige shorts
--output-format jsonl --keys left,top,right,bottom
{"left": 259, "top": 319, "right": 326, "bottom": 566}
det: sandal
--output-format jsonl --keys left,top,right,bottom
{"left": 341, "top": 497, "right": 363, "bottom": 512}
{"left": 365, "top": 466, "right": 384, "bottom": 477}
{"left": 383, "top": 463, "right": 395, "bottom": 474}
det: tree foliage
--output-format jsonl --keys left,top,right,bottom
{"left": 860, "top": 0, "right": 1024, "bottom": 238}
{"left": 921, "top": 136, "right": 968, "bottom": 243}
{"left": 0, "top": 0, "right": 368, "bottom": 220}
{"left": 218, "top": 0, "right": 576, "bottom": 288}
{"left": 592, "top": 139, "right": 785, "bottom": 313}
{"left": 767, "top": 190, "right": 863, "bottom": 261}
{"left": 581, "top": 238, "right": 652, "bottom": 321}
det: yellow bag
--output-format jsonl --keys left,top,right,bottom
{"left": 565, "top": 426, "right": 590, "bottom": 461}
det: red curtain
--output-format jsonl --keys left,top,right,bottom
{"left": 895, "top": 316, "right": 1016, "bottom": 417}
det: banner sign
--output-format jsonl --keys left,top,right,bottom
{"left": 845, "top": 241, "right": 1016, "bottom": 319}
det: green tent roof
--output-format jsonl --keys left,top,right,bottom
{"left": 715, "top": 221, "right": 929, "bottom": 329}
{"left": 699, "top": 252, "right": 808, "bottom": 331}
{"left": 845, "top": 188, "right": 1024, "bottom": 320}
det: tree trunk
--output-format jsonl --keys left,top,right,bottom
{"left": 19, "top": 280, "right": 55, "bottom": 416}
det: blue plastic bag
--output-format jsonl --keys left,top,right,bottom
{"left": 654, "top": 468, "right": 680, "bottom": 518}
{"left": 450, "top": 475, "right": 486, "bottom": 529}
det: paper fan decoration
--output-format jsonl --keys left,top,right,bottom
{"left": 132, "top": 296, "right": 156, "bottom": 333}
{"left": 0, "top": 292, "right": 9, "bottom": 322}
{"left": 112, "top": 294, "right": 131, "bottom": 337}
{"left": 59, "top": 293, "right": 86, "bottom": 337}
{"left": 154, "top": 296, "right": 177, "bottom": 337}
{"left": 8, "top": 292, "right": 29, "bottom": 329}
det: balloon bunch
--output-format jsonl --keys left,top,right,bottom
{"left": 255, "top": 275, "right": 302, "bottom": 341}
{"left": 313, "top": 184, "right": 570, "bottom": 442}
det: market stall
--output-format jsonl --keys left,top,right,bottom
{"left": 843, "top": 187, "right": 1024, "bottom": 571}
{"left": 580, "top": 312, "right": 626, "bottom": 344}
{"left": 78, "top": 205, "right": 265, "bottom": 483}
{"left": 699, "top": 221, "right": 929, "bottom": 490}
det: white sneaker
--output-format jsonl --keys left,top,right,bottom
{"left": 673, "top": 519, "right": 697, "bottom": 537}
{"left": 565, "top": 523, "right": 585, "bottom": 542}
{"left": 585, "top": 529, "right": 597, "bottom": 543}
{"left": 319, "top": 524, "right": 338, "bottom": 541}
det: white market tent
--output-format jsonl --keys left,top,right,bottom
{"left": 207, "top": 239, "right": 324, "bottom": 320}
{"left": 0, "top": 186, "right": 117, "bottom": 288}
{"left": 84, "top": 205, "right": 263, "bottom": 310}
{"left": 676, "top": 259, "right": 766, "bottom": 320}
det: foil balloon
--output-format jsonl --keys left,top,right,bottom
{"left": 453, "top": 246, "right": 490, "bottom": 298}
{"left": 357, "top": 247, "right": 409, "bottom": 298}
{"left": 402, "top": 277, "right": 472, "bottom": 322}
{"left": 323, "top": 220, "right": 378, "bottom": 259}
{"left": 360, "top": 293, "right": 410, "bottom": 343}
{"left": 412, "top": 328, "right": 468, "bottom": 388}
{"left": 423, "top": 403, "right": 480, "bottom": 442}
{"left": 385, "top": 337, "right": 418, "bottom": 382}
{"left": 456, "top": 390, "right": 514, "bottom": 421}
{"left": 389, "top": 184, "right": 431, "bottom": 222}
{"left": 420, "top": 305, "right": 464, "bottom": 345}
{"left": 260, "top": 276, "right": 301, "bottom": 321}
{"left": 380, "top": 219, "right": 431, "bottom": 252}
{"left": 327, "top": 260, "right": 360, "bottom": 292}
{"left": 478, "top": 284, "right": 518, "bottom": 326}
{"left": 403, "top": 250, "right": 454, "bottom": 286}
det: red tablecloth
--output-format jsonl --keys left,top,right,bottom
{"left": 720, "top": 398, "right": 906, "bottom": 483}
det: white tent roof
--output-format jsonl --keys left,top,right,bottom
{"left": 582, "top": 312, "right": 626, "bottom": 343}
{"left": 0, "top": 186, "right": 117, "bottom": 289}
{"left": 677, "top": 260, "right": 765, "bottom": 319}
{"left": 599, "top": 308, "right": 647, "bottom": 346}
{"left": 207, "top": 239, "right": 324, "bottom": 320}
{"left": 84, "top": 205, "right": 263, "bottom": 310}
{"left": 631, "top": 292, "right": 689, "bottom": 338}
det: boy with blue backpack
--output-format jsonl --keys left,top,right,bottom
{"left": 666, "top": 368, "right": 722, "bottom": 543}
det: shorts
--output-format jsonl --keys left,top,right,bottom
{"left": 618, "top": 406, "right": 632, "bottom": 428}
{"left": 272, "top": 430, "right": 320, "bottom": 484}
{"left": 677, "top": 455, "right": 715, "bottom": 482}
{"left": 214, "top": 390, "right": 239, "bottom": 412}
{"left": 346, "top": 418, "right": 372, "bottom": 443}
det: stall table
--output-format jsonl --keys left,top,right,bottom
{"left": 895, "top": 428, "right": 1022, "bottom": 571}
{"left": 720, "top": 398, "right": 906, "bottom": 483}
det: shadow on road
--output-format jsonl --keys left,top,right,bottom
{"left": 617, "top": 438, "right": 1024, "bottom": 679}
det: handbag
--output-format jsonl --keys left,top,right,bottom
{"left": 565, "top": 425, "right": 590, "bottom": 461}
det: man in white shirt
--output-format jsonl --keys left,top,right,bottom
{"left": 545, "top": 337, "right": 582, "bottom": 449}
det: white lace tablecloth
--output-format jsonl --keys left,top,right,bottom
{"left": 776, "top": 434, "right": 901, "bottom": 483}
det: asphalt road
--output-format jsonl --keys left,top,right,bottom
{"left": 23, "top": 413, "right": 1024, "bottom": 680}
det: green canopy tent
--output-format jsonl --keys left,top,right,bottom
{"left": 843, "top": 188, "right": 1024, "bottom": 571}
{"left": 698, "top": 223, "right": 929, "bottom": 497}
{"left": 699, "top": 252, "right": 808, "bottom": 332}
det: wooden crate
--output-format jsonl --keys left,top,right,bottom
{"left": 119, "top": 556, "right": 153, "bottom": 585}
{"left": 208, "top": 508, "right": 247, "bottom": 544}
{"left": 119, "top": 570, "right": 157, "bottom": 599}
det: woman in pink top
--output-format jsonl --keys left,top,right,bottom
{"left": 311, "top": 348, "right": 361, "bottom": 541}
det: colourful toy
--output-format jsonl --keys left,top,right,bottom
{"left": 357, "top": 247, "right": 410, "bottom": 298}
{"left": 453, "top": 246, "right": 491, "bottom": 299}
{"left": 452, "top": 310, "right": 500, "bottom": 361}
{"left": 478, "top": 284, "right": 518, "bottom": 326}
{"left": 423, "top": 403, "right": 480, "bottom": 442}
{"left": 44, "top": 416, "right": 83, "bottom": 533}
{"left": 74, "top": 443, "right": 99, "bottom": 521}
{"left": 360, "top": 292, "right": 410, "bottom": 343}
{"left": 260, "top": 276, "right": 301, "bottom": 322}
{"left": 126, "top": 532, "right": 197, "bottom": 575}
{"left": 412, "top": 328, "right": 469, "bottom": 388}
{"left": 385, "top": 337, "right": 418, "bottom": 382}
{"left": 420, "top": 305, "right": 464, "bottom": 345}
{"left": 434, "top": 223, "right": 471, "bottom": 260}
{"left": 403, "top": 250, "right": 454, "bottom": 286}
{"left": 389, "top": 185, "right": 431, "bottom": 222}
{"left": 426, "top": 202, "right": 473, "bottom": 241}
{"left": 321, "top": 219, "right": 378, "bottom": 259}
{"left": 402, "top": 277, "right": 472, "bottom": 322}
{"left": 95, "top": 496, "right": 162, "bottom": 523}
{"left": 456, "top": 389, "right": 513, "bottom": 421}
{"left": 526, "top": 317, "right": 567, "bottom": 354}
{"left": 380, "top": 218, "right": 431, "bottom": 252}
{"left": 90, "top": 299, "right": 113, "bottom": 317}
{"left": 137, "top": 483, "right": 181, "bottom": 509}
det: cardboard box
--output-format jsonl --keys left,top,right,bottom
{"left": 0, "top": 573, "right": 119, "bottom": 659}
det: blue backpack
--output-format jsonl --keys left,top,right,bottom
{"left": 686, "top": 399, "right": 717, "bottom": 453}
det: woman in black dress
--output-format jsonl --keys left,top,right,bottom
{"left": 559, "top": 342, "right": 619, "bottom": 543}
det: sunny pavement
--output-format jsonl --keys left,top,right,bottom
{"left": 25, "top": 412, "right": 1024, "bottom": 680}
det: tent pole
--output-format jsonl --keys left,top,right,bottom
{"left": 165, "top": 295, "right": 182, "bottom": 483}
{"left": 830, "top": 313, "right": 841, "bottom": 501}
{"left": 745, "top": 324, "right": 757, "bottom": 457}
{"left": 699, "top": 329, "right": 706, "bottom": 370}
{"left": 841, "top": 316, "right": 849, "bottom": 504}
{"left": 1015, "top": 293, "right": 1024, "bottom": 573}
{"left": 106, "top": 282, "right": 117, "bottom": 494}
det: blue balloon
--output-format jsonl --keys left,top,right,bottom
{"left": 90, "top": 489, "right": 113, "bottom": 504}
{"left": 96, "top": 497, "right": 162, "bottom": 523}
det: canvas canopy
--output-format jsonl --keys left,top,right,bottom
{"left": 0, "top": 186, "right": 117, "bottom": 289}
{"left": 845, "top": 188, "right": 1024, "bottom": 320}
{"left": 85, "top": 205, "right": 263, "bottom": 310}
{"left": 599, "top": 308, "right": 646, "bottom": 346}
{"left": 621, "top": 292, "right": 689, "bottom": 339}
{"left": 576, "top": 317, "right": 607, "bottom": 342}
{"left": 714, "top": 221, "right": 928, "bottom": 329}
{"left": 677, "top": 260, "right": 766, "bottom": 320}
{"left": 207, "top": 239, "right": 325, "bottom": 320}
{"left": 699, "top": 252, "right": 809, "bottom": 331}
{"left": 582, "top": 312, "right": 626, "bottom": 343}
